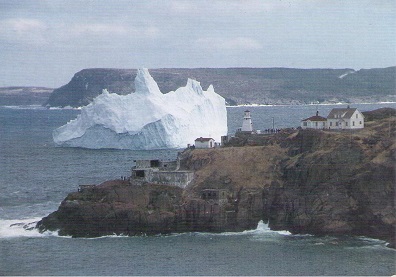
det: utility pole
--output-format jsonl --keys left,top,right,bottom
{"left": 389, "top": 112, "right": 391, "bottom": 138}
{"left": 272, "top": 117, "right": 275, "bottom": 130}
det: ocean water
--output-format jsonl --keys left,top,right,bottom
{"left": 0, "top": 103, "right": 395, "bottom": 275}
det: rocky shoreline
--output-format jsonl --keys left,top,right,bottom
{"left": 37, "top": 108, "right": 395, "bottom": 247}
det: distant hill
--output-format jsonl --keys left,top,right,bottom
{"left": 45, "top": 67, "right": 396, "bottom": 107}
{"left": 0, "top": 87, "right": 53, "bottom": 106}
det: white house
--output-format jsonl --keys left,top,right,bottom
{"left": 195, "top": 137, "right": 215, "bottom": 148}
{"left": 327, "top": 107, "right": 364, "bottom": 130}
{"left": 301, "top": 111, "right": 327, "bottom": 129}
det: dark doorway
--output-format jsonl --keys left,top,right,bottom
{"left": 135, "top": 170, "right": 145, "bottom": 178}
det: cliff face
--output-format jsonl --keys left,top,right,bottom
{"left": 45, "top": 68, "right": 135, "bottom": 107}
{"left": 39, "top": 181, "right": 184, "bottom": 237}
{"left": 37, "top": 110, "right": 395, "bottom": 246}
{"left": 179, "top": 117, "right": 395, "bottom": 244}
{"left": 45, "top": 67, "right": 396, "bottom": 107}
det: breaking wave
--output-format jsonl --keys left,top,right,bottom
{"left": 0, "top": 218, "right": 65, "bottom": 239}
{"left": 188, "top": 220, "right": 292, "bottom": 237}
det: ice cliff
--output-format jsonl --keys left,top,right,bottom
{"left": 53, "top": 68, "right": 227, "bottom": 149}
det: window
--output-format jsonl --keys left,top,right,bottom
{"left": 330, "top": 122, "right": 333, "bottom": 126}
{"left": 346, "top": 122, "right": 348, "bottom": 126}
{"left": 336, "top": 122, "right": 338, "bottom": 126}
{"left": 135, "top": 170, "right": 145, "bottom": 178}
{"left": 356, "top": 114, "right": 358, "bottom": 119}
{"left": 360, "top": 121, "right": 362, "bottom": 124}
{"left": 315, "top": 122, "right": 318, "bottom": 127}
{"left": 303, "top": 122, "right": 307, "bottom": 126}
{"left": 353, "top": 121, "right": 355, "bottom": 126}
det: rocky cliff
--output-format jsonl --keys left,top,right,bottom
{"left": 37, "top": 109, "right": 396, "bottom": 247}
{"left": 45, "top": 67, "right": 396, "bottom": 107}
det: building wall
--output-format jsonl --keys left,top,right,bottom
{"left": 135, "top": 159, "right": 178, "bottom": 170}
{"left": 241, "top": 118, "right": 253, "bottom": 132}
{"left": 348, "top": 110, "right": 365, "bottom": 129}
{"left": 327, "top": 111, "right": 364, "bottom": 130}
{"left": 201, "top": 189, "right": 228, "bottom": 205}
{"left": 301, "top": 120, "right": 326, "bottom": 129}
{"left": 135, "top": 160, "right": 152, "bottom": 168}
{"left": 195, "top": 139, "right": 214, "bottom": 148}
{"left": 160, "top": 160, "right": 178, "bottom": 170}
{"left": 131, "top": 167, "right": 193, "bottom": 188}
{"left": 151, "top": 171, "right": 194, "bottom": 188}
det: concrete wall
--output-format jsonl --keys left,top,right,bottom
{"left": 135, "top": 159, "right": 178, "bottom": 170}
{"left": 160, "top": 160, "right": 178, "bottom": 170}
{"left": 151, "top": 171, "right": 194, "bottom": 188}
{"left": 135, "top": 160, "right": 153, "bottom": 168}
{"left": 131, "top": 167, "right": 193, "bottom": 188}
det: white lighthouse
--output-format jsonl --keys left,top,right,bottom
{"left": 241, "top": 110, "right": 253, "bottom": 132}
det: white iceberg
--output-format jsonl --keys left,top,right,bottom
{"left": 53, "top": 68, "right": 227, "bottom": 150}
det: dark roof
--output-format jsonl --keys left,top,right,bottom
{"left": 327, "top": 108, "right": 358, "bottom": 119}
{"left": 302, "top": 115, "right": 327, "bottom": 122}
{"left": 195, "top": 137, "right": 214, "bottom": 142}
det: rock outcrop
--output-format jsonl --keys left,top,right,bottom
{"left": 37, "top": 109, "right": 396, "bottom": 247}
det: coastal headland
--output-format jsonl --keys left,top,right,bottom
{"left": 37, "top": 108, "right": 396, "bottom": 247}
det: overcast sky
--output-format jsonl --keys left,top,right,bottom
{"left": 0, "top": 0, "right": 395, "bottom": 87}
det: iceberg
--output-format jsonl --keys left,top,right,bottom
{"left": 53, "top": 68, "right": 227, "bottom": 150}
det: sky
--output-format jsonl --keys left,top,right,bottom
{"left": 0, "top": 0, "right": 395, "bottom": 88}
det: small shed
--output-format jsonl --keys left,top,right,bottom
{"left": 195, "top": 137, "right": 215, "bottom": 148}
{"left": 201, "top": 189, "right": 228, "bottom": 205}
{"left": 301, "top": 111, "right": 327, "bottom": 129}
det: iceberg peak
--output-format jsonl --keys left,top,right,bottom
{"left": 186, "top": 78, "right": 203, "bottom": 95}
{"left": 207, "top": 84, "right": 215, "bottom": 93}
{"left": 134, "top": 68, "right": 162, "bottom": 96}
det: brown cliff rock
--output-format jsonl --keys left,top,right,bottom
{"left": 37, "top": 109, "right": 395, "bottom": 246}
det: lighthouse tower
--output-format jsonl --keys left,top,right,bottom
{"left": 241, "top": 110, "right": 253, "bottom": 132}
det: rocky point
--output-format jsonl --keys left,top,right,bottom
{"left": 37, "top": 108, "right": 396, "bottom": 247}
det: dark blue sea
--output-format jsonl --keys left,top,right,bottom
{"left": 1, "top": 103, "right": 395, "bottom": 276}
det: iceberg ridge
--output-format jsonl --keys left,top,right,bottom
{"left": 53, "top": 68, "right": 227, "bottom": 150}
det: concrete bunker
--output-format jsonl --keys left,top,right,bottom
{"left": 131, "top": 158, "right": 193, "bottom": 188}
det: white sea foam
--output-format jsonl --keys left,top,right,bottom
{"left": 0, "top": 218, "right": 63, "bottom": 239}
{"left": 248, "top": 220, "right": 292, "bottom": 236}
{"left": 228, "top": 102, "right": 396, "bottom": 108}
{"left": 189, "top": 220, "right": 292, "bottom": 237}
{"left": 48, "top": 105, "right": 82, "bottom": 110}
{"left": 2, "top": 105, "right": 46, "bottom": 110}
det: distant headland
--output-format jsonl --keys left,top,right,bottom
{"left": 1, "top": 67, "right": 394, "bottom": 107}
